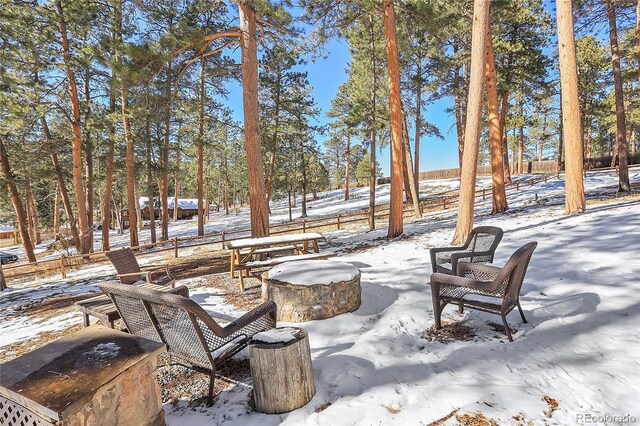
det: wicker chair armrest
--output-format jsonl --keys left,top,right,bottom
{"left": 456, "top": 261, "right": 502, "bottom": 280}
{"left": 429, "top": 246, "right": 464, "bottom": 256}
{"left": 429, "top": 246, "right": 466, "bottom": 270}
{"left": 147, "top": 266, "right": 173, "bottom": 280}
{"left": 430, "top": 271, "right": 492, "bottom": 292}
{"left": 450, "top": 250, "right": 495, "bottom": 272}
{"left": 217, "top": 301, "right": 277, "bottom": 338}
{"left": 117, "top": 271, "right": 148, "bottom": 280}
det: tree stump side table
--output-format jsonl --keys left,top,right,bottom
{"left": 262, "top": 259, "right": 361, "bottom": 322}
{"left": 248, "top": 327, "right": 315, "bottom": 414}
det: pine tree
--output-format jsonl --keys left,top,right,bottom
{"left": 485, "top": 24, "right": 508, "bottom": 214}
{"left": 383, "top": 0, "right": 404, "bottom": 238}
{"left": 453, "top": 0, "right": 490, "bottom": 245}
{"left": 556, "top": 0, "right": 586, "bottom": 214}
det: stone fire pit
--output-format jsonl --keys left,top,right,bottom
{"left": 262, "top": 259, "right": 361, "bottom": 322}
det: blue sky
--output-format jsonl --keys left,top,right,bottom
{"left": 224, "top": 37, "right": 461, "bottom": 176}
{"left": 223, "top": 1, "right": 561, "bottom": 176}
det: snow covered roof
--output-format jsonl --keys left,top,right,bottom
{"left": 168, "top": 199, "right": 198, "bottom": 210}
{"left": 138, "top": 197, "right": 200, "bottom": 210}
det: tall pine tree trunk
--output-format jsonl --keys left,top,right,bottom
{"left": 174, "top": 119, "right": 182, "bottom": 223}
{"left": 197, "top": 57, "right": 206, "bottom": 236}
{"left": 25, "top": 172, "right": 42, "bottom": 245}
{"left": 402, "top": 113, "right": 422, "bottom": 217}
{"left": 56, "top": 0, "right": 89, "bottom": 254}
{"left": 368, "top": 15, "right": 377, "bottom": 231}
{"left": 83, "top": 69, "right": 94, "bottom": 252}
{"left": 122, "top": 81, "right": 138, "bottom": 247}
{"left": 0, "top": 140, "right": 36, "bottom": 262}
{"left": 414, "top": 62, "right": 422, "bottom": 185}
{"left": 300, "top": 142, "right": 307, "bottom": 218}
{"left": 557, "top": 92, "right": 564, "bottom": 172}
{"left": 135, "top": 183, "right": 143, "bottom": 232}
{"left": 345, "top": 129, "right": 350, "bottom": 201}
{"left": 485, "top": 26, "right": 508, "bottom": 214}
{"left": 102, "top": 3, "right": 118, "bottom": 252}
{"left": 42, "top": 116, "right": 81, "bottom": 250}
{"left": 160, "top": 64, "right": 172, "bottom": 241}
{"left": 54, "top": 187, "right": 61, "bottom": 240}
{"left": 383, "top": 0, "right": 404, "bottom": 238}
{"left": 401, "top": 117, "right": 413, "bottom": 204}
{"left": 453, "top": 41, "right": 465, "bottom": 169}
{"left": 499, "top": 92, "right": 512, "bottom": 184}
{"left": 556, "top": 0, "right": 585, "bottom": 214}
{"left": 239, "top": 0, "right": 269, "bottom": 238}
{"left": 453, "top": 0, "right": 490, "bottom": 245}
{"left": 605, "top": 0, "right": 630, "bottom": 191}
{"left": 265, "top": 66, "right": 282, "bottom": 209}
{"left": 518, "top": 124, "right": 524, "bottom": 174}
{"left": 517, "top": 93, "right": 524, "bottom": 174}
{"left": 145, "top": 103, "right": 156, "bottom": 243}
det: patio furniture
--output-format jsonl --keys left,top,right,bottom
{"left": 98, "top": 282, "right": 277, "bottom": 405}
{"left": 429, "top": 241, "right": 537, "bottom": 342}
{"left": 226, "top": 233, "right": 330, "bottom": 291}
{"left": 106, "top": 248, "right": 175, "bottom": 287}
{"left": 429, "top": 226, "right": 504, "bottom": 274}
{"left": 0, "top": 326, "right": 166, "bottom": 426}
{"left": 262, "top": 259, "right": 361, "bottom": 322}
{"left": 248, "top": 327, "right": 315, "bottom": 414}
{"left": 76, "top": 284, "right": 189, "bottom": 328}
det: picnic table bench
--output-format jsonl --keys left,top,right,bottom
{"left": 225, "top": 233, "right": 330, "bottom": 291}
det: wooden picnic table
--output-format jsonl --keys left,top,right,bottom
{"left": 225, "top": 233, "right": 329, "bottom": 291}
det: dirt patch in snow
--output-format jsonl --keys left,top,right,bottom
{"left": 422, "top": 322, "right": 476, "bottom": 343}
{"left": 455, "top": 412, "right": 498, "bottom": 426}
{"left": 158, "top": 357, "right": 251, "bottom": 405}
{"left": 4, "top": 293, "right": 88, "bottom": 321}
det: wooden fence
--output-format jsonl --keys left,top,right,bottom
{"left": 418, "top": 153, "right": 640, "bottom": 181}
{"left": 0, "top": 165, "right": 616, "bottom": 283}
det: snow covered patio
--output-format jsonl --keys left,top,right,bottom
{"left": 1, "top": 169, "right": 639, "bottom": 425}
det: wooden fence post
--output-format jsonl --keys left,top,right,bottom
{"left": 337, "top": 214, "right": 341, "bottom": 230}
{"left": 516, "top": 181, "right": 520, "bottom": 190}
{"left": 530, "top": 179, "right": 534, "bottom": 187}
{"left": 0, "top": 262, "right": 5, "bottom": 291}
{"left": 174, "top": 238, "right": 179, "bottom": 258}
{"left": 482, "top": 188, "right": 486, "bottom": 200}
{"left": 60, "top": 255, "right": 67, "bottom": 279}
{"left": 302, "top": 220, "right": 306, "bottom": 233}
{"left": 442, "top": 198, "right": 447, "bottom": 210}
{"left": 221, "top": 231, "right": 226, "bottom": 250}
{"left": 544, "top": 174, "right": 547, "bottom": 183}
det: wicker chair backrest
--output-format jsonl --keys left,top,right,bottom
{"left": 501, "top": 242, "right": 537, "bottom": 308}
{"left": 98, "top": 282, "right": 226, "bottom": 370}
{"left": 464, "top": 226, "right": 504, "bottom": 262}
{"left": 105, "top": 248, "right": 142, "bottom": 284}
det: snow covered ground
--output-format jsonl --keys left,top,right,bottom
{"left": 1, "top": 168, "right": 639, "bottom": 425}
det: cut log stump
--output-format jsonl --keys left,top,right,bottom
{"left": 249, "top": 327, "right": 315, "bottom": 414}
{"left": 262, "top": 259, "right": 361, "bottom": 322}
